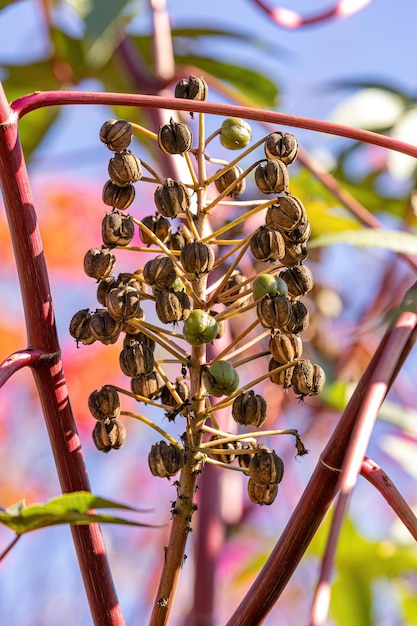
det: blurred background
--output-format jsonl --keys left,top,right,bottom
{"left": 1, "top": 1, "right": 417, "bottom": 624}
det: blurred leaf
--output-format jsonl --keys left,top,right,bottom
{"left": 0, "top": 491, "right": 155, "bottom": 534}
{"left": 330, "top": 87, "right": 404, "bottom": 130}
{"left": 332, "top": 569, "right": 373, "bottom": 626}
{"left": 310, "top": 228, "right": 417, "bottom": 255}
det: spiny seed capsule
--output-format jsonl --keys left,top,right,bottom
{"left": 280, "top": 265, "right": 314, "bottom": 298}
{"left": 160, "top": 380, "right": 190, "bottom": 408}
{"left": 269, "top": 331, "right": 302, "bottom": 363}
{"left": 203, "top": 360, "right": 239, "bottom": 397}
{"left": 268, "top": 358, "right": 294, "bottom": 388}
{"left": 99, "top": 119, "right": 133, "bottom": 152}
{"left": 208, "top": 435, "right": 241, "bottom": 464}
{"left": 280, "top": 242, "right": 309, "bottom": 268}
{"left": 248, "top": 450, "right": 284, "bottom": 486}
{"left": 123, "top": 331, "right": 156, "bottom": 352}
{"left": 250, "top": 226, "right": 285, "bottom": 262}
{"left": 96, "top": 276, "right": 118, "bottom": 306}
{"left": 84, "top": 247, "right": 116, "bottom": 280}
{"left": 158, "top": 118, "right": 193, "bottom": 155}
{"left": 92, "top": 419, "right": 127, "bottom": 453}
{"left": 101, "top": 211, "right": 135, "bottom": 248}
{"left": 232, "top": 391, "right": 267, "bottom": 428}
{"left": 106, "top": 285, "right": 142, "bottom": 321}
{"left": 175, "top": 75, "right": 208, "bottom": 101}
{"left": 220, "top": 117, "right": 251, "bottom": 150}
{"left": 102, "top": 180, "right": 135, "bottom": 210}
{"left": 180, "top": 241, "right": 215, "bottom": 277}
{"left": 291, "top": 360, "right": 326, "bottom": 398}
{"left": 131, "top": 371, "right": 160, "bottom": 400}
{"left": 154, "top": 178, "right": 191, "bottom": 218}
{"left": 264, "top": 132, "right": 299, "bottom": 165}
{"left": 155, "top": 289, "right": 191, "bottom": 324}
{"left": 254, "top": 159, "right": 289, "bottom": 194}
{"left": 285, "top": 300, "right": 309, "bottom": 334}
{"left": 89, "top": 309, "right": 122, "bottom": 345}
{"left": 119, "top": 342, "right": 155, "bottom": 377}
{"left": 214, "top": 165, "right": 246, "bottom": 197}
{"left": 247, "top": 479, "right": 278, "bottom": 506}
{"left": 265, "top": 194, "right": 307, "bottom": 232}
{"left": 139, "top": 214, "right": 171, "bottom": 246}
{"left": 69, "top": 309, "right": 96, "bottom": 346}
{"left": 183, "top": 310, "right": 218, "bottom": 346}
{"left": 108, "top": 150, "right": 142, "bottom": 187}
{"left": 143, "top": 255, "right": 177, "bottom": 290}
{"left": 148, "top": 441, "right": 184, "bottom": 478}
{"left": 256, "top": 294, "right": 293, "bottom": 330}
{"left": 88, "top": 385, "right": 121, "bottom": 420}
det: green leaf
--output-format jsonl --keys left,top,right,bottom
{"left": 0, "top": 491, "right": 155, "bottom": 534}
{"left": 310, "top": 228, "right": 417, "bottom": 255}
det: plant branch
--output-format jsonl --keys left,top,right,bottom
{"left": 0, "top": 349, "right": 43, "bottom": 388}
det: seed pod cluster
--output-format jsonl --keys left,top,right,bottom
{"left": 88, "top": 385, "right": 126, "bottom": 452}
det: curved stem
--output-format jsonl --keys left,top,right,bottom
{"left": 0, "top": 349, "right": 43, "bottom": 388}
{"left": 252, "top": 0, "right": 373, "bottom": 29}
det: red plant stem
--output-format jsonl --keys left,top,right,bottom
{"left": 0, "top": 349, "right": 43, "bottom": 388}
{"left": 310, "top": 309, "right": 417, "bottom": 626}
{"left": 0, "top": 83, "right": 124, "bottom": 626}
{"left": 360, "top": 456, "right": 417, "bottom": 541}
{"left": 225, "top": 288, "right": 417, "bottom": 626}
{"left": 251, "top": 0, "right": 373, "bottom": 28}
{"left": 11, "top": 91, "right": 417, "bottom": 159}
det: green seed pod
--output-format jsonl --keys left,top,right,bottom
{"left": 102, "top": 211, "right": 135, "bottom": 247}
{"left": 84, "top": 247, "right": 116, "bottom": 280}
{"left": 131, "top": 371, "right": 161, "bottom": 400}
{"left": 269, "top": 331, "right": 302, "bottom": 363}
{"left": 88, "top": 385, "right": 121, "bottom": 420}
{"left": 214, "top": 165, "right": 246, "bottom": 197}
{"left": 254, "top": 159, "right": 289, "bottom": 194}
{"left": 264, "top": 132, "right": 299, "bottom": 165}
{"left": 69, "top": 309, "right": 96, "bottom": 346}
{"left": 291, "top": 360, "right": 326, "bottom": 398}
{"left": 143, "top": 255, "right": 177, "bottom": 290}
{"left": 158, "top": 118, "right": 192, "bottom": 155}
{"left": 203, "top": 360, "right": 239, "bottom": 397}
{"left": 92, "top": 419, "right": 126, "bottom": 452}
{"left": 175, "top": 75, "right": 208, "bottom": 101}
{"left": 232, "top": 390, "right": 267, "bottom": 428}
{"left": 220, "top": 117, "right": 251, "bottom": 150}
{"left": 250, "top": 226, "right": 285, "bottom": 262}
{"left": 253, "top": 274, "right": 280, "bottom": 300}
{"left": 148, "top": 441, "right": 184, "bottom": 478}
{"left": 99, "top": 119, "right": 133, "bottom": 152}
{"left": 268, "top": 358, "right": 294, "bottom": 388}
{"left": 89, "top": 309, "right": 122, "bottom": 345}
{"left": 249, "top": 450, "right": 284, "bottom": 485}
{"left": 247, "top": 478, "right": 278, "bottom": 505}
{"left": 155, "top": 289, "right": 191, "bottom": 324}
{"left": 183, "top": 310, "right": 219, "bottom": 346}
{"left": 180, "top": 241, "right": 215, "bottom": 277}
{"left": 256, "top": 294, "right": 293, "bottom": 330}
{"left": 154, "top": 178, "right": 191, "bottom": 218}
{"left": 102, "top": 180, "right": 135, "bottom": 210}
{"left": 119, "top": 342, "right": 155, "bottom": 377}
{"left": 108, "top": 150, "right": 142, "bottom": 187}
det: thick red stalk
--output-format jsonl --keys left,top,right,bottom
{"left": 0, "top": 83, "right": 124, "bottom": 626}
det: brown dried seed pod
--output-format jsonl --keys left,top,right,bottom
{"left": 92, "top": 419, "right": 127, "bottom": 452}
{"left": 280, "top": 242, "right": 309, "bottom": 268}
{"left": 269, "top": 331, "right": 302, "bottom": 363}
{"left": 69, "top": 309, "right": 96, "bottom": 346}
{"left": 106, "top": 285, "right": 142, "bottom": 321}
{"left": 148, "top": 441, "right": 184, "bottom": 478}
{"left": 222, "top": 269, "right": 247, "bottom": 303}
{"left": 175, "top": 75, "right": 208, "bottom": 101}
{"left": 101, "top": 211, "right": 135, "bottom": 247}
{"left": 108, "top": 150, "right": 142, "bottom": 187}
{"left": 180, "top": 241, "right": 215, "bottom": 277}
{"left": 265, "top": 195, "right": 307, "bottom": 232}
{"left": 247, "top": 479, "right": 278, "bottom": 505}
{"left": 264, "top": 132, "right": 299, "bottom": 165}
{"left": 250, "top": 226, "right": 285, "bottom": 262}
{"left": 284, "top": 300, "right": 309, "bottom": 334}
{"left": 160, "top": 380, "right": 190, "bottom": 408}
{"left": 102, "top": 180, "right": 135, "bottom": 210}
{"left": 280, "top": 264, "right": 314, "bottom": 298}
{"left": 239, "top": 443, "right": 270, "bottom": 470}
{"left": 139, "top": 214, "right": 172, "bottom": 246}
{"left": 268, "top": 358, "right": 294, "bottom": 388}
{"left": 96, "top": 276, "right": 118, "bottom": 306}
{"left": 256, "top": 294, "right": 293, "bottom": 330}
{"left": 84, "top": 247, "right": 116, "bottom": 280}
{"left": 89, "top": 309, "right": 122, "bottom": 345}
{"left": 232, "top": 390, "right": 267, "bottom": 428}
{"left": 131, "top": 371, "right": 161, "bottom": 400}
{"left": 248, "top": 450, "right": 284, "bottom": 485}
{"left": 155, "top": 289, "right": 191, "bottom": 324}
{"left": 278, "top": 220, "right": 311, "bottom": 245}
{"left": 119, "top": 342, "right": 155, "bottom": 377}
{"left": 254, "top": 159, "right": 289, "bottom": 194}
{"left": 291, "top": 360, "right": 326, "bottom": 398}
{"left": 158, "top": 118, "right": 193, "bottom": 155}
{"left": 88, "top": 385, "right": 121, "bottom": 420}
{"left": 123, "top": 331, "right": 156, "bottom": 352}
{"left": 143, "top": 255, "right": 177, "bottom": 290}
{"left": 214, "top": 165, "right": 246, "bottom": 197}
{"left": 99, "top": 119, "right": 133, "bottom": 152}
{"left": 208, "top": 435, "right": 242, "bottom": 464}
{"left": 154, "top": 178, "right": 191, "bottom": 218}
